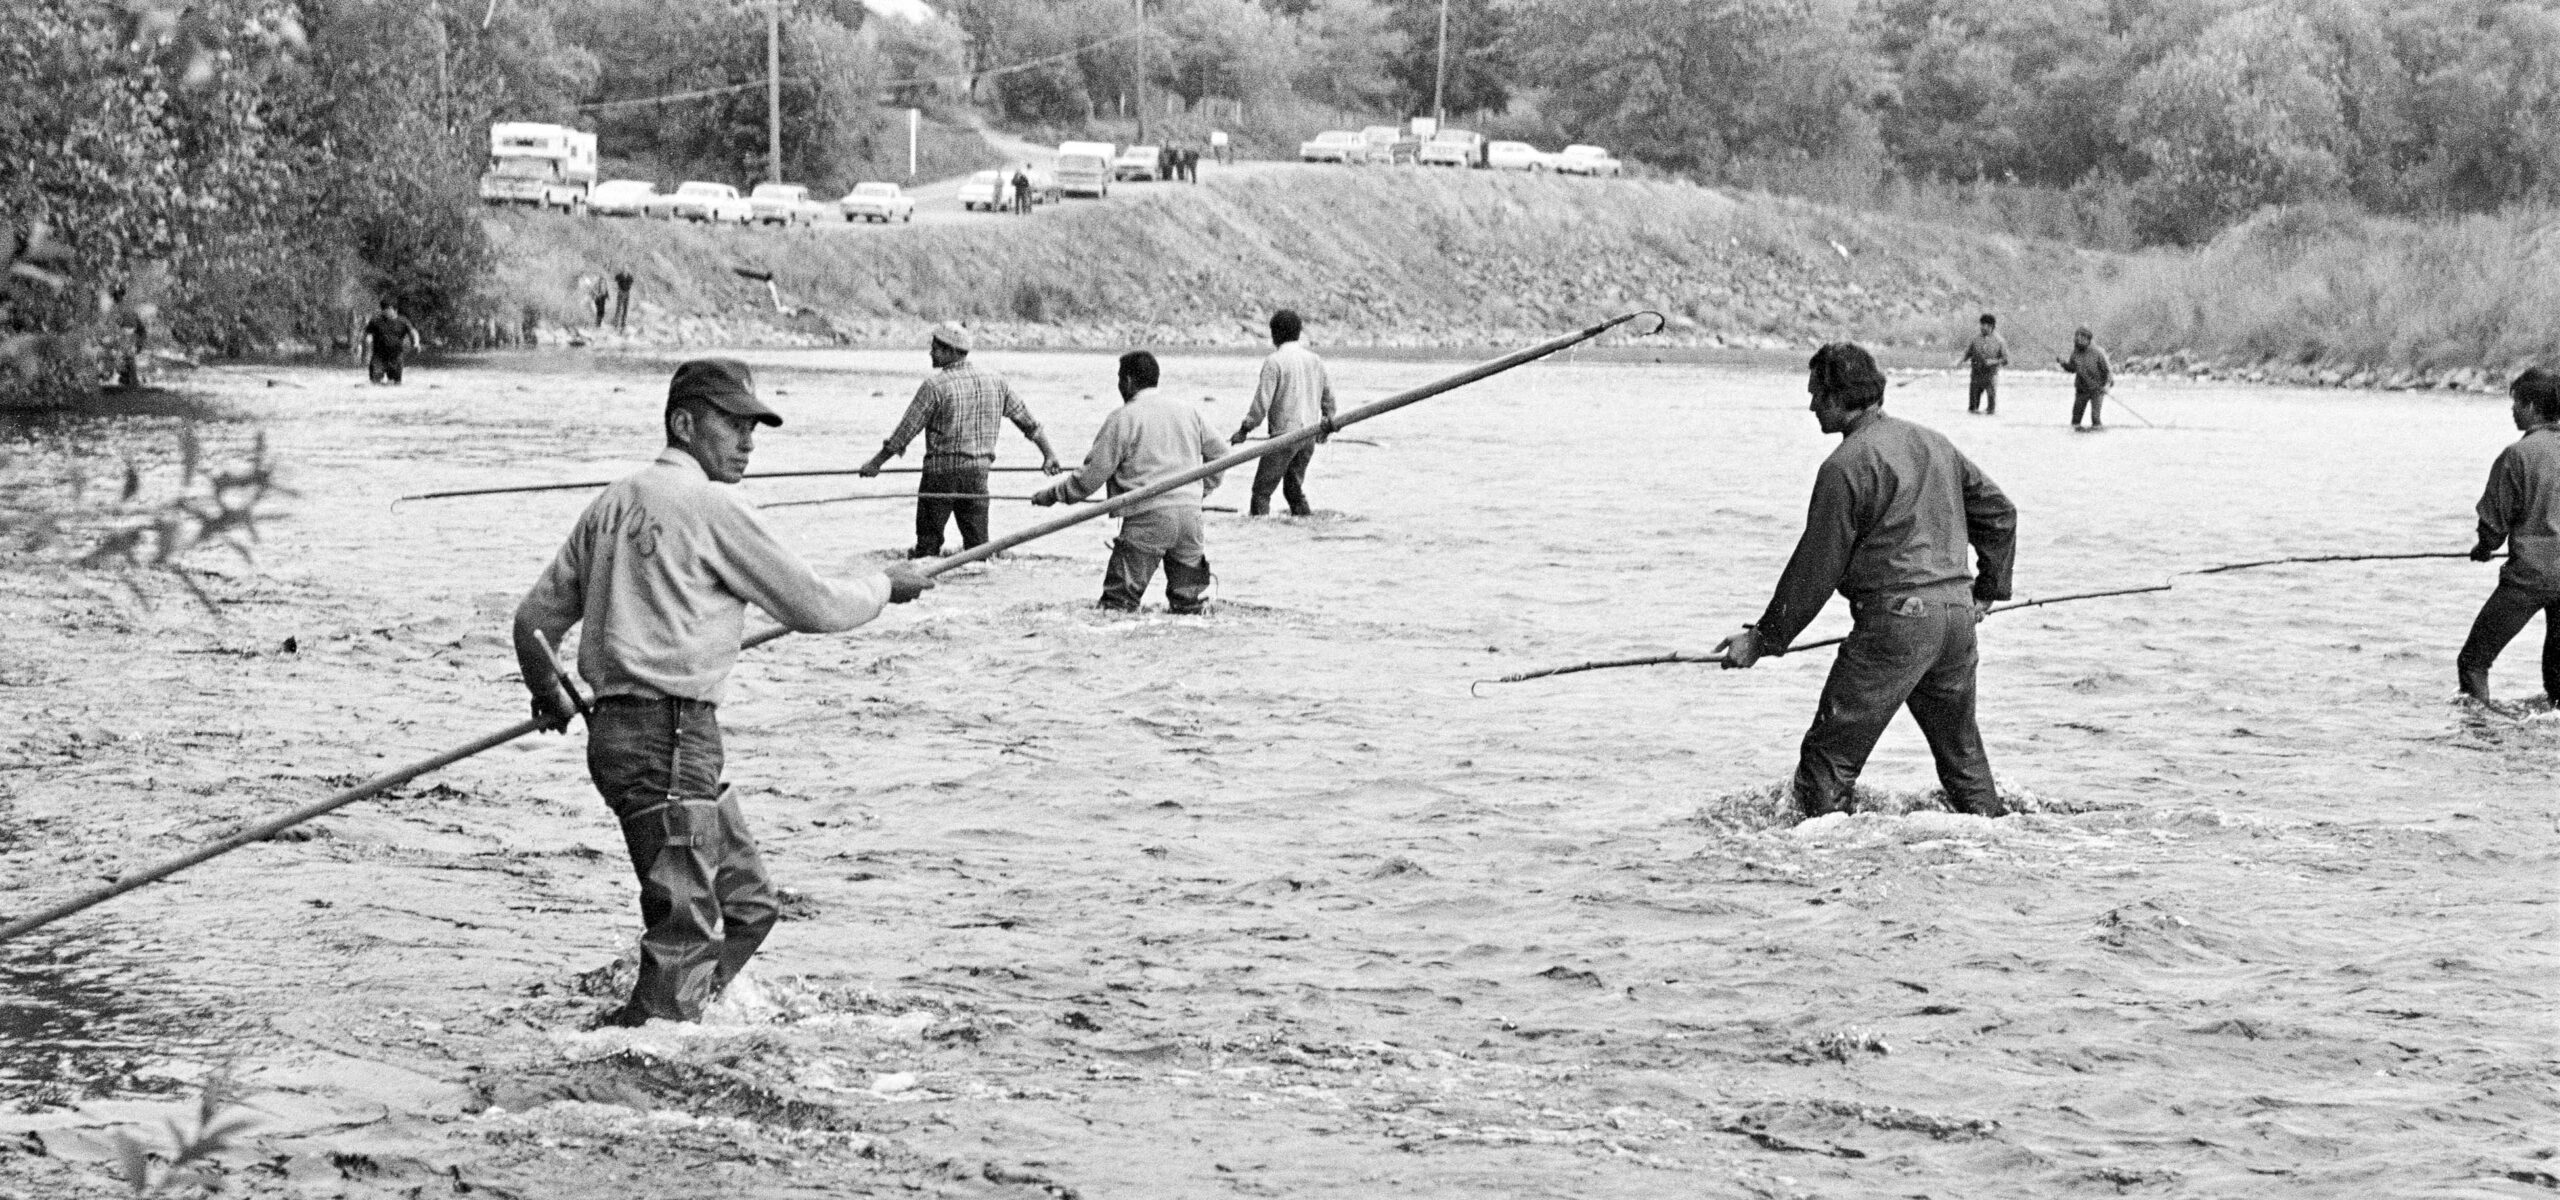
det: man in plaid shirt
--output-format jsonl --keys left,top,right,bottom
{"left": 860, "top": 324, "right": 1064, "bottom": 557}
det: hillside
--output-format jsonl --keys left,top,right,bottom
{"left": 486, "top": 166, "right": 2123, "bottom": 357}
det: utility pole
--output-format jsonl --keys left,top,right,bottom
{"left": 767, "top": 0, "right": 783, "bottom": 183}
{"left": 1134, "top": 0, "right": 1150, "bottom": 144}
{"left": 1432, "top": 0, "right": 1449, "bottom": 125}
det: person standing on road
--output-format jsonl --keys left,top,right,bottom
{"left": 1011, "top": 165, "right": 1033, "bottom": 216}
{"left": 2457, "top": 367, "right": 2560, "bottom": 705}
{"left": 1957, "top": 313, "right": 2007, "bottom": 415}
{"left": 1232, "top": 309, "right": 1337, "bottom": 518}
{"left": 859, "top": 324, "right": 1065, "bottom": 558}
{"left": 612, "top": 268, "right": 635, "bottom": 332}
{"left": 2058, "top": 327, "right": 2112, "bottom": 429}
{"left": 514, "top": 358, "right": 936, "bottom": 1025}
{"left": 1033, "top": 351, "right": 1229, "bottom": 613}
{"left": 1713, "top": 342, "right": 2018, "bottom": 822}
{"left": 363, "top": 298, "right": 419, "bottom": 385}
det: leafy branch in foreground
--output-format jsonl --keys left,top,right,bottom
{"left": 1, "top": 425, "right": 295, "bottom": 609}
{"left": 111, "top": 1067, "right": 256, "bottom": 1196}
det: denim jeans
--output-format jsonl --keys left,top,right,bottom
{"left": 1103, "top": 505, "right": 1211, "bottom": 613}
{"left": 2456, "top": 580, "right": 2560, "bottom": 701}
{"left": 586, "top": 696, "right": 777, "bottom": 1023}
{"left": 1967, "top": 372, "right": 1997, "bottom": 414}
{"left": 1792, "top": 593, "right": 2006, "bottom": 819}
{"left": 1249, "top": 443, "right": 1317, "bottom": 516}
{"left": 2072, "top": 390, "right": 2105, "bottom": 427}
{"left": 913, "top": 463, "right": 990, "bottom": 557}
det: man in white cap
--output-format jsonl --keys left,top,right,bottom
{"left": 516, "top": 358, "right": 935, "bottom": 1025}
{"left": 859, "top": 324, "right": 1063, "bottom": 557}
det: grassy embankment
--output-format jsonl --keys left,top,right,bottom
{"left": 2080, "top": 205, "right": 2559, "bottom": 390}
{"left": 485, "top": 166, "right": 2119, "bottom": 355}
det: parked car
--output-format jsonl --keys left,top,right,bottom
{"left": 1416, "top": 129, "right": 1486, "bottom": 168}
{"left": 586, "top": 179, "right": 659, "bottom": 217}
{"left": 1299, "top": 130, "right": 1364, "bottom": 163}
{"left": 958, "top": 170, "right": 1017, "bottom": 211}
{"left": 1054, "top": 142, "right": 1114, "bottom": 198}
{"left": 1024, "top": 167, "right": 1062, "bottom": 204}
{"left": 1358, "top": 125, "right": 1413, "bottom": 164}
{"left": 748, "top": 183, "right": 823, "bottom": 226}
{"left": 837, "top": 181, "right": 915, "bottom": 222}
{"left": 1553, "top": 144, "right": 1623, "bottom": 176}
{"left": 669, "top": 181, "right": 751, "bottom": 223}
{"left": 1113, "top": 145, "right": 1163, "bottom": 181}
{"left": 1486, "top": 141, "right": 1552, "bottom": 172}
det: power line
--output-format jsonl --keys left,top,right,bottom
{"left": 575, "top": 27, "right": 1147, "bottom": 113}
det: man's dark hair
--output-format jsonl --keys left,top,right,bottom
{"left": 1119, "top": 350, "right": 1160, "bottom": 390}
{"left": 1978, "top": 313, "right": 1996, "bottom": 328}
{"left": 1269, "top": 309, "right": 1302, "bottom": 344}
{"left": 1808, "top": 342, "right": 1886, "bottom": 409}
{"left": 378, "top": 297, "right": 396, "bottom": 310}
{"left": 2514, "top": 367, "right": 2560, "bottom": 421}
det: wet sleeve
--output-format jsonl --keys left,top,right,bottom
{"left": 2476, "top": 447, "right": 2517, "bottom": 552}
{"left": 881, "top": 383, "right": 938, "bottom": 456}
{"left": 1001, "top": 380, "right": 1042, "bottom": 439}
{"left": 1053, "top": 409, "right": 1127, "bottom": 504}
{"left": 704, "top": 495, "right": 889, "bottom": 634}
{"left": 1754, "top": 458, "right": 1860, "bottom": 653}
{"left": 1960, "top": 452, "right": 2018, "bottom": 602}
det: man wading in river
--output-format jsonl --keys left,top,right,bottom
{"left": 859, "top": 324, "right": 1064, "bottom": 557}
{"left": 515, "top": 359, "right": 934, "bottom": 1025}
{"left": 1232, "top": 309, "right": 1337, "bottom": 517}
{"left": 1714, "top": 342, "right": 2018, "bottom": 821}
{"left": 2059, "top": 327, "right": 2112, "bottom": 430}
{"left": 2457, "top": 367, "right": 2560, "bottom": 706}
{"left": 1034, "top": 350, "right": 1229, "bottom": 613}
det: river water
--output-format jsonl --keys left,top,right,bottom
{"left": 1, "top": 346, "right": 2550, "bottom": 1197}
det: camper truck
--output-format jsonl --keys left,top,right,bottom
{"left": 477, "top": 122, "right": 598, "bottom": 211}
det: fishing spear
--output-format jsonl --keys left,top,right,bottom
{"left": 0, "top": 310, "right": 1666, "bottom": 944}
{"left": 396, "top": 465, "right": 1061, "bottom": 505}
{"left": 2189, "top": 550, "right": 2502, "bottom": 575}
{"left": 761, "top": 492, "right": 1240, "bottom": 514}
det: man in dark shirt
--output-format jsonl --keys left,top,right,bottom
{"left": 1958, "top": 313, "right": 2007, "bottom": 415}
{"left": 612, "top": 268, "right": 635, "bottom": 332}
{"left": 363, "top": 298, "right": 418, "bottom": 385}
{"left": 2457, "top": 367, "right": 2560, "bottom": 705}
{"left": 2058, "top": 327, "right": 2112, "bottom": 429}
{"left": 1011, "top": 165, "right": 1032, "bottom": 216}
{"left": 1714, "top": 342, "right": 2018, "bottom": 820}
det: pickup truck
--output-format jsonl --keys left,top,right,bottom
{"left": 1113, "top": 145, "right": 1163, "bottom": 181}
{"left": 1055, "top": 142, "right": 1114, "bottom": 198}
{"left": 669, "top": 181, "right": 752, "bottom": 224}
{"left": 748, "top": 183, "right": 822, "bottom": 226}
{"left": 1299, "top": 130, "right": 1363, "bottom": 163}
{"left": 1417, "top": 129, "right": 1486, "bottom": 168}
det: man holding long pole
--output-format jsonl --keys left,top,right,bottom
{"left": 1032, "top": 350, "right": 1228, "bottom": 613}
{"left": 2457, "top": 367, "right": 2560, "bottom": 705}
{"left": 1713, "top": 342, "right": 2018, "bottom": 822}
{"left": 858, "top": 324, "right": 1065, "bottom": 558}
{"left": 514, "top": 358, "right": 934, "bottom": 1025}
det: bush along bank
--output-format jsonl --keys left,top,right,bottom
{"left": 484, "top": 166, "right": 2120, "bottom": 357}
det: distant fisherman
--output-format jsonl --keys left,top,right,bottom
{"left": 1714, "top": 342, "right": 2018, "bottom": 821}
{"left": 1033, "top": 351, "right": 1229, "bottom": 613}
{"left": 363, "top": 298, "right": 418, "bottom": 386}
{"left": 1232, "top": 309, "right": 1337, "bottom": 518}
{"left": 515, "top": 359, "right": 934, "bottom": 1025}
{"left": 2457, "top": 367, "right": 2560, "bottom": 705}
{"left": 859, "top": 324, "right": 1064, "bottom": 558}
{"left": 1958, "top": 312, "right": 2007, "bottom": 415}
{"left": 2058, "top": 327, "right": 2112, "bottom": 430}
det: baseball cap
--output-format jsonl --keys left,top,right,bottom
{"left": 667, "top": 358, "right": 782, "bottom": 427}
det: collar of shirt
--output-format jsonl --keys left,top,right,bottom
{"left": 653, "top": 447, "right": 708, "bottom": 479}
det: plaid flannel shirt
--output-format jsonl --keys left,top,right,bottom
{"left": 882, "top": 361, "right": 1043, "bottom": 469}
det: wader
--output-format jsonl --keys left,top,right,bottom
{"left": 1793, "top": 589, "right": 2006, "bottom": 819}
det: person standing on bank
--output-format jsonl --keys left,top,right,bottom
{"left": 1713, "top": 342, "right": 2018, "bottom": 821}
{"left": 1010, "top": 165, "right": 1032, "bottom": 216}
{"left": 1957, "top": 313, "right": 2007, "bottom": 415}
{"left": 858, "top": 324, "right": 1065, "bottom": 558}
{"left": 515, "top": 359, "right": 935, "bottom": 1025}
{"left": 612, "top": 268, "right": 635, "bottom": 333}
{"left": 1033, "top": 351, "right": 1229, "bottom": 613}
{"left": 1232, "top": 309, "right": 1337, "bottom": 518}
{"left": 2058, "top": 327, "right": 2112, "bottom": 429}
{"left": 2457, "top": 367, "right": 2560, "bottom": 705}
{"left": 363, "top": 298, "right": 419, "bottom": 385}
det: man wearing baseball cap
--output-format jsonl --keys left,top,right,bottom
{"left": 514, "top": 358, "right": 934, "bottom": 1025}
{"left": 1713, "top": 342, "right": 2018, "bottom": 822}
{"left": 858, "top": 323, "right": 1064, "bottom": 557}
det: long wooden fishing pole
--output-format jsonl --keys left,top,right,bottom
{"left": 1477, "top": 582, "right": 2173, "bottom": 691}
{"left": 763, "top": 492, "right": 1239, "bottom": 514}
{"left": 396, "top": 465, "right": 1059, "bottom": 505}
{"left": 0, "top": 311, "right": 1663, "bottom": 945}
{"left": 2190, "top": 550, "right": 2499, "bottom": 575}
